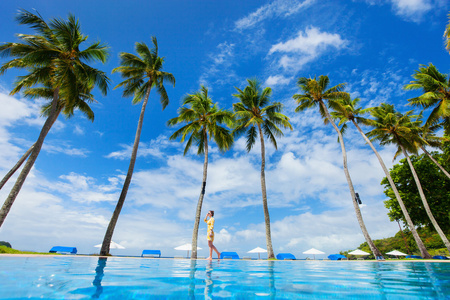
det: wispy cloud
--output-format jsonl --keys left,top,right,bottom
{"left": 42, "top": 141, "right": 90, "bottom": 157}
{"left": 235, "top": 0, "right": 316, "bottom": 30}
{"left": 198, "top": 42, "right": 238, "bottom": 88}
{"left": 73, "top": 125, "right": 84, "bottom": 135}
{"left": 268, "top": 26, "right": 348, "bottom": 74}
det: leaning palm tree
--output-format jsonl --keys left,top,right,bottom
{"left": 404, "top": 63, "right": 450, "bottom": 134}
{"left": 100, "top": 37, "right": 175, "bottom": 256}
{"left": 293, "top": 76, "right": 383, "bottom": 258}
{"left": 232, "top": 79, "right": 292, "bottom": 259}
{"left": 366, "top": 103, "right": 449, "bottom": 255}
{"left": 168, "top": 85, "right": 234, "bottom": 259}
{"left": 331, "top": 97, "right": 431, "bottom": 258}
{"left": 0, "top": 9, "right": 109, "bottom": 228}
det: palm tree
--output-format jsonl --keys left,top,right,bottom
{"left": 0, "top": 9, "right": 109, "bottom": 228}
{"left": 366, "top": 103, "right": 449, "bottom": 255}
{"left": 167, "top": 85, "right": 234, "bottom": 259}
{"left": 232, "top": 79, "right": 292, "bottom": 259}
{"left": 100, "top": 37, "right": 175, "bottom": 256}
{"left": 444, "top": 12, "right": 450, "bottom": 54}
{"left": 293, "top": 75, "right": 383, "bottom": 258}
{"left": 404, "top": 63, "right": 450, "bottom": 134}
{"left": 0, "top": 144, "right": 34, "bottom": 190}
{"left": 331, "top": 97, "right": 432, "bottom": 258}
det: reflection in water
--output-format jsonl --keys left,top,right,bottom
{"left": 268, "top": 261, "right": 277, "bottom": 299}
{"left": 188, "top": 260, "right": 197, "bottom": 299}
{"left": 92, "top": 257, "right": 107, "bottom": 299}
{"left": 204, "top": 260, "right": 214, "bottom": 300}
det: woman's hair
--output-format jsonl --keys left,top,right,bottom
{"left": 209, "top": 210, "right": 214, "bottom": 217}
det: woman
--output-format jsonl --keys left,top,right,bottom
{"left": 204, "top": 210, "right": 220, "bottom": 260}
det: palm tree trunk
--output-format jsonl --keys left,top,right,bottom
{"left": 0, "top": 88, "right": 61, "bottom": 228}
{"left": 353, "top": 121, "right": 431, "bottom": 258}
{"left": 421, "top": 146, "right": 450, "bottom": 180}
{"left": 257, "top": 124, "right": 274, "bottom": 259}
{"left": 100, "top": 84, "right": 152, "bottom": 256}
{"left": 400, "top": 144, "right": 450, "bottom": 254}
{"left": 0, "top": 144, "right": 35, "bottom": 190}
{"left": 191, "top": 129, "right": 208, "bottom": 259}
{"left": 319, "top": 101, "right": 382, "bottom": 258}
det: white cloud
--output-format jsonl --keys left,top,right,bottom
{"left": 42, "top": 141, "right": 90, "bottom": 157}
{"left": 268, "top": 27, "right": 348, "bottom": 73}
{"left": 235, "top": 0, "right": 316, "bottom": 30}
{"left": 265, "top": 75, "right": 292, "bottom": 86}
{"left": 359, "top": 0, "right": 443, "bottom": 22}
{"left": 105, "top": 135, "right": 174, "bottom": 160}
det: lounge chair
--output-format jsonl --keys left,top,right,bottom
{"left": 141, "top": 250, "right": 161, "bottom": 258}
{"left": 49, "top": 246, "right": 77, "bottom": 254}
{"left": 406, "top": 255, "right": 422, "bottom": 259}
{"left": 276, "top": 253, "right": 296, "bottom": 260}
{"left": 433, "top": 255, "right": 449, "bottom": 260}
{"left": 220, "top": 252, "right": 239, "bottom": 259}
{"left": 328, "top": 254, "right": 346, "bottom": 261}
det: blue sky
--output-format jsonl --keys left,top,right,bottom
{"left": 0, "top": 0, "right": 449, "bottom": 258}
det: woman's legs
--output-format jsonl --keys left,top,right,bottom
{"left": 208, "top": 240, "right": 220, "bottom": 259}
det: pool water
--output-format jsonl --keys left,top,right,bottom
{"left": 0, "top": 256, "right": 449, "bottom": 299}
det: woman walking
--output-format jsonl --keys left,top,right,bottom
{"left": 204, "top": 210, "right": 220, "bottom": 260}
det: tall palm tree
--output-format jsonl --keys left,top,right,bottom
{"left": 366, "top": 103, "right": 449, "bottom": 255}
{"left": 100, "top": 37, "right": 175, "bottom": 256}
{"left": 404, "top": 63, "right": 450, "bottom": 134}
{"left": 0, "top": 9, "right": 109, "bottom": 228}
{"left": 331, "top": 97, "right": 431, "bottom": 258}
{"left": 167, "top": 85, "right": 234, "bottom": 259}
{"left": 293, "top": 76, "right": 383, "bottom": 258}
{"left": 232, "top": 79, "right": 292, "bottom": 259}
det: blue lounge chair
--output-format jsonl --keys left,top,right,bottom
{"left": 276, "top": 253, "right": 296, "bottom": 260}
{"left": 433, "top": 255, "right": 449, "bottom": 260}
{"left": 406, "top": 255, "right": 422, "bottom": 259}
{"left": 328, "top": 254, "right": 346, "bottom": 261}
{"left": 49, "top": 246, "right": 77, "bottom": 254}
{"left": 141, "top": 250, "right": 161, "bottom": 258}
{"left": 220, "top": 252, "right": 239, "bottom": 259}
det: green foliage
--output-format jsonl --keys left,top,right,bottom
{"left": 0, "top": 241, "right": 11, "bottom": 248}
{"left": 341, "top": 227, "right": 450, "bottom": 259}
{"left": 0, "top": 245, "right": 54, "bottom": 255}
{"left": 382, "top": 152, "right": 450, "bottom": 232}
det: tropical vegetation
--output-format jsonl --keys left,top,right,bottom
{"left": 0, "top": 8, "right": 449, "bottom": 258}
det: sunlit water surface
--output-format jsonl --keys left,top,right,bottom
{"left": 1, "top": 256, "right": 449, "bottom": 299}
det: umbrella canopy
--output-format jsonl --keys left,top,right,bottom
{"left": 247, "top": 247, "right": 267, "bottom": 253}
{"left": 94, "top": 241, "right": 125, "bottom": 249}
{"left": 386, "top": 250, "right": 407, "bottom": 256}
{"left": 348, "top": 249, "right": 370, "bottom": 256}
{"left": 247, "top": 247, "right": 267, "bottom": 259}
{"left": 303, "top": 248, "right": 325, "bottom": 255}
{"left": 303, "top": 248, "right": 325, "bottom": 260}
{"left": 174, "top": 243, "right": 202, "bottom": 251}
{"left": 174, "top": 243, "right": 202, "bottom": 257}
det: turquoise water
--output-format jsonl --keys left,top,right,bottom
{"left": 0, "top": 256, "right": 449, "bottom": 299}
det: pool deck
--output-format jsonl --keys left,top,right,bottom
{"left": 1, "top": 253, "right": 449, "bottom": 262}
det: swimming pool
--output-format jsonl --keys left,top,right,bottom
{"left": 0, "top": 256, "right": 449, "bottom": 299}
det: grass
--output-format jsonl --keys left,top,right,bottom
{"left": 0, "top": 245, "right": 56, "bottom": 255}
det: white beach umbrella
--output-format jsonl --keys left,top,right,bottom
{"left": 386, "top": 250, "right": 407, "bottom": 258}
{"left": 247, "top": 247, "right": 267, "bottom": 260}
{"left": 94, "top": 241, "right": 125, "bottom": 249}
{"left": 348, "top": 249, "right": 370, "bottom": 256}
{"left": 175, "top": 243, "right": 202, "bottom": 257}
{"left": 303, "top": 248, "right": 325, "bottom": 260}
